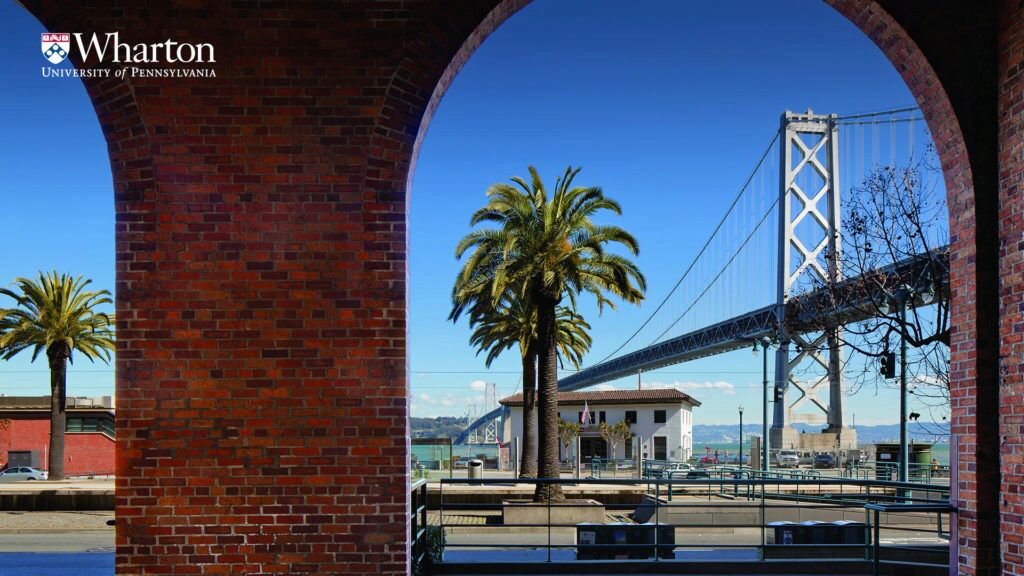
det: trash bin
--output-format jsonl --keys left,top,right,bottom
{"left": 769, "top": 521, "right": 795, "bottom": 545}
{"left": 912, "top": 444, "right": 933, "bottom": 479}
{"left": 467, "top": 459, "right": 483, "bottom": 479}
{"left": 831, "top": 520, "right": 867, "bottom": 544}
{"left": 575, "top": 522, "right": 674, "bottom": 560}
{"left": 798, "top": 520, "right": 826, "bottom": 544}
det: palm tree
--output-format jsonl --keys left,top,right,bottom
{"left": 454, "top": 166, "right": 645, "bottom": 500}
{"left": 464, "top": 294, "right": 591, "bottom": 478}
{"left": 0, "top": 273, "right": 115, "bottom": 480}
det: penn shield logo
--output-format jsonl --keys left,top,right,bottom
{"left": 41, "top": 33, "right": 70, "bottom": 64}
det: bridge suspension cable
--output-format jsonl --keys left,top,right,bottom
{"left": 593, "top": 132, "right": 781, "bottom": 364}
{"left": 571, "top": 105, "right": 944, "bottom": 388}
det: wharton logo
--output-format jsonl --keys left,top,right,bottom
{"left": 41, "top": 33, "right": 70, "bottom": 64}
{"left": 40, "top": 32, "right": 216, "bottom": 66}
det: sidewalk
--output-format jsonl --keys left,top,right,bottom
{"left": 0, "top": 511, "right": 113, "bottom": 533}
{"left": 0, "top": 479, "right": 113, "bottom": 493}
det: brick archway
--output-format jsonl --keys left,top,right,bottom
{"left": 401, "top": 2, "right": 1002, "bottom": 574}
{"left": 15, "top": 1, "right": 1010, "bottom": 575}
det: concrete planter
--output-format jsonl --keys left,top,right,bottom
{"left": 502, "top": 499, "right": 604, "bottom": 526}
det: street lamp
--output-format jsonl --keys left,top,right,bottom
{"left": 884, "top": 282, "right": 933, "bottom": 486}
{"left": 738, "top": 406, "right": 744, "bottom": 469}
{"left": 753, "top": 337, "right": 774, "bottom": 473}
{"left": 895, "top": 285, "right": 913, "bottom": 485}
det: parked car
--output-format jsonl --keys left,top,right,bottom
{"left": 662, "top": 463, "right": 709, "bottom": 479}
{"left": 813, "top": 454, "right": 836, "bottom": 468}
{"left": 776, "top": 450, "right": 799, "bottom": 468}
{"left": 699, "top": 455, "right": 719, "bottom": 465}
{"left": 660, "top": 462, "right": 692, "bottom": 478}
{"left": 0, "top": 467, "right": 47, "bottom": 481}
{"left": 453, "top": 457, "right": 471, "bottom": 469}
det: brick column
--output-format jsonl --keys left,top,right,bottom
{"left": 999, "top": 1, "right": 1024, "bottom": 574}
{"left": 22, "top": 2, "right": 499, "bottom": 574}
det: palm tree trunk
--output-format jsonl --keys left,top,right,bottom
{"left": 47, "top": 347, "right": 68, "bottom": 481}
{"left": 519, "top": 345, "right": 538, "bottom": 478}
{"left": 534, "top": 295, "right": 563, "bottom": 502}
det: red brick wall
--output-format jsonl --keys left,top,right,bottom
{"left": 0, "top": 417, "right": 114, "bottom": 476}
{"left": 1000, "top": 1, "right": 1024, "bottom": 573}
{"left": 18, "top": 3, "right": 500, "bottom": 575}
{"left": 15, "top": 1, "right": 1013, "bottom": 575}
{"left": 824, "top": 3, "right": 1004, "bottom": 573}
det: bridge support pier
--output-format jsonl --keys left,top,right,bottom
{"left": 772, "top": 110, "right": 851, "bottom": 453}
{"left": 772, "top": 426, "right": 857, "bottom": 452}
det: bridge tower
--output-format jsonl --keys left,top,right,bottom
{"left": 771, "top": 110, "right": 857, "bottom": 452}
{"left": 482, "top": 382, "right": 499, "bottom": 444}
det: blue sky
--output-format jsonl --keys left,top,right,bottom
{"left": 0, "top": 1, "right": 944, "bottom": 426}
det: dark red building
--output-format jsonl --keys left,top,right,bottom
{"left": 0, "top": 396, "right": 115, "bottom": 476}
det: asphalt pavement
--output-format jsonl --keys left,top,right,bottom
{"left": 0, "top": 512, "right": 114, "bottom": 575}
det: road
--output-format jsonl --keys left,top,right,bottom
{"left": 0, "top": 512, "right": 114, "bottom": 575}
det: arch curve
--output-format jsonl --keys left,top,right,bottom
{"left": 394, "top": 2, "right": 997, "bottom": 573}
{"left": 6, "top": 2, "right": 1000, "bottom": 574}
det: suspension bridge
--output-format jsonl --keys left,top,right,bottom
{"left": 455, "top": 107, "right": 948, "bottom": 447}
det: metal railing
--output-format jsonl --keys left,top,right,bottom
{"left": 588, "top": 457, "right": 637, "bottom": 478}
{"left": 65, "top": 471, "right": 115, "bottom": 480}
{"left": 431, "top": 476, "right": 951, "bottom": 571}
{"left": 866, "top": 502, "right": 953, "bottom": 576}
{"left": 410, "top": 479, "right": 428, "bottom": 574}
{"left": 641, "top": 460, "right": 822, "bottom": 480}
{"left": 849, "top": 460, "right": 951, "bottom": 484}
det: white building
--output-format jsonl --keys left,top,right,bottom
{"left": 499, "top": 389, "right": 701, "bottom": 463}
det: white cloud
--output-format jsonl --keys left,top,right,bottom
{"left": 645, "top": 380, "right": 736, "bottom": 397}
{"left": 592, "top": 383, "right": 619, "bottom": 392}
{"left": 469, "top": 380, "right": 488, "bottom": 391}
{"left": 419, "top": 393, "right": 431, "bottom": 401}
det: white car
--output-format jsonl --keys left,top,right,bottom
{"left": 776, "top": 450, "right": 800, "bottom": 468}
{"left": 0, "top": 467, "right": 47, "bottom": 481}
{"left": 660, "top": 463, "right": 693, "bottom": 478}
{"left": 661, "top": 463, "right": 709, "bottom": 479}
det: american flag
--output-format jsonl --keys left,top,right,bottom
{"left": 580, "top": 401, "right": 591, "bottom": 425}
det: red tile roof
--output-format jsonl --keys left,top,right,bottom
{"left": 499, "top": 388, "right": 701, "bottom": 407}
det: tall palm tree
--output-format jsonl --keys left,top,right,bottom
{"left": 464, "top": 294, "right": 591, "bottom": 478}
{"left": 0, "top": 273, "right": 115, "bottom": 480}
{"left": 454, "top": 166, "right": 645, "bottom": 500}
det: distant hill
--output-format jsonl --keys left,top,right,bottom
{"left": 411, "top": 416, "right": 468, "bottom": 439}
{"left": 693, "top": 422, "right": 949, "bottom": 444}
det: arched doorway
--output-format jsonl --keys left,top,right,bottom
{"left": 11, "top": 2, "right": 1005, "bottom": 575}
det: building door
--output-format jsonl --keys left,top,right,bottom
{"left": 579, "top": 437, "right": 608, "bottom": 463}
{"left": 654, "top": 436, "right": 668, "bottom": 461}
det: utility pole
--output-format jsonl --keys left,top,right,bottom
{"left": 739, "top": 406, "right": 745, "bottom": 469}
{"left": 899, "top": 294, "right": 909, "bottom": 485}
{"left": 756, "top": 337, "right": 771, "bottom": 474}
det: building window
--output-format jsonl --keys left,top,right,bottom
{"left": 654, "top": 436, "right": 668, "bottom": 460}
{"left": 654, "top": 410, "right": 666, "bottom": 424}
{"left": 624, "top": 437, "right": 633, "bottom": 459}
{"left": 599, "top": 411, "right": 606, "bottom": 424}
{"left": 625, "top": 411, "right": 637, "bottom": 424}
{"left": 67, "top": 416, "right": 115, "bottom": 437}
